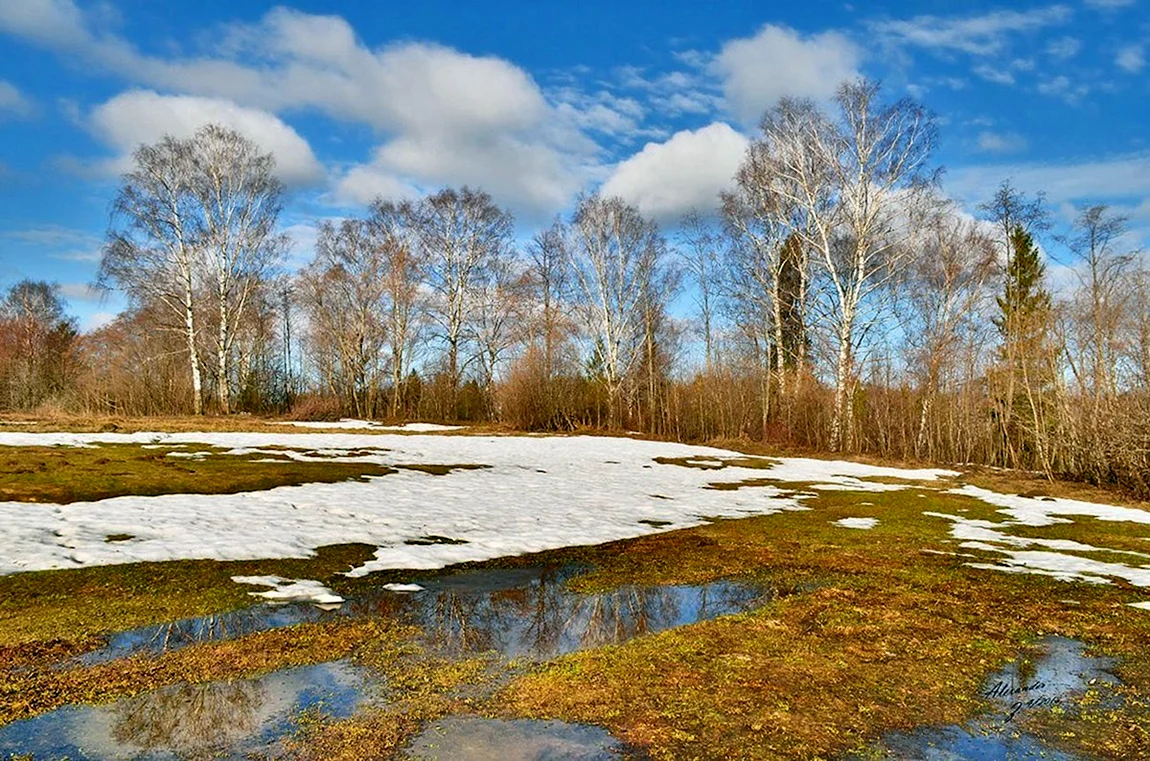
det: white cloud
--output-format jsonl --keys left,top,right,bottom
{"left": 1046, "top": 36, "right": 1081, "bottom": 59}
{"left": 870, "top": 6, "right": 1072, "bottom": 56}
{"left": 600, "top": 122, "right": 748, "bottom": 220}
{"left": 973, "top": 65, "right": 1016, "bottom": 86}
{"left": 1116, "top": 45, "right": 1145, "bottom": 73}
{"left": 58, "top": 282, "right": 101, "bottom": 302}
{"left": 1037, "top": 75, "right": 1089, "bottom": 102}
{"left": 0, "top": 3, "right": 607, "bottom": 214}
{"left": 947, "top": 152, "right": 1150, "bottom": 209}
{"left": 714, "top": 24, "right": 861, "bottom": 125}
{"left": 975, "top": 131, "right": 1028, "bottom": 154}
{"left": 0, "top": 80, "right": 33, "bottom": 118}
{"left": 87, "top": 90, "right": 324, "bottom": 185}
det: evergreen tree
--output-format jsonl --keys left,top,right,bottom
{"left": 995, "top": 224, "right": 1051, "bottom": 353}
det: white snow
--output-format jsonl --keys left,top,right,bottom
{"left": 382, "top": 583, "right": 425, "bottom": 593}
{"left": 231, "top": 575, "right": 344, "bottom": 605}
{"left": 1129, "top": 602, "right": 1150, "bottom": 611}
{"left": 281, "top": 419, "right": 465, "bottom": 432}
{"left": 927, "top": 512, "right": 1150, "bottom": 587}
{"left": 833, "top": 517, "right": 879, "bottom": 530}
{"left": 0, "top": 431, "right": 955, "bottom": 578}
{"left": 949, "top": 485, "right": 1150, "bottom": 527}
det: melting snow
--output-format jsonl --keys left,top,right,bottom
{"left": 0, "top": 431, "right": 954, "bottom": 578}
{"left": 1129, "top": 602, "right": 1150, "bottom": 611}
{"left": 382, "top": 583, "right": 425, "bottom": 593}
{"left": 231, "top": 575, "right": 344, "bottom": 605}
{"left": 949, "top": 485, "right": 1150, "bottom": 526}
{"left": 833, "top": 517, "right": 878, "bottom": 530}
{"left": 281, "top": 419, "right": 465, "bottom": 432}
{"left": 927, "top": 512, "right": 1150, "bottom": 587}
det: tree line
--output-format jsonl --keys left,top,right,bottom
{"left": 5, "top": 80, "right": 1150, "bottom": 494}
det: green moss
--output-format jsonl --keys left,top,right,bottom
{"left": 0, "top": 443, "right": 396, "bottom": 504}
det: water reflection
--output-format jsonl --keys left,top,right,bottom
{"left": 862, "top": 636, "right": 1118, "bottom": 760}
{"left": 0, "top": 660, "right": 369, "bottom": 760}
{"left": 9, "top": 566, "right": 775, "bottom": 760}
{"left": 80, "top": 564, "right": 777, "bottom": 664}
{"left": 382, "top": 565, "right": 774, "bottom": 659}
{"left": 406, "top": 716, "right": 625, "bottom": 760}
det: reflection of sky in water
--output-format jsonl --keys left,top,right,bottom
{"left": 861, "top": 637, "right": 1118, "bottom": 761}
{"left": 10, "top": 565, "right": 774, "bottom": 759}
{"left": 78, "top": 564, "right": 775, "bottom": 665}
{"left": 406, "top": 716, "right": 623, "bottom": 760}
{"left": 0, "top": 660, "right": 370, "bottom": 761}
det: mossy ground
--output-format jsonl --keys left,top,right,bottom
{"left": 1, "top": 430, "right": 1149, "bottom": 759}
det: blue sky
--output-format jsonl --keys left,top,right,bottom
{"left": 0, "top": 0, "right": 1147, "bottom": 330}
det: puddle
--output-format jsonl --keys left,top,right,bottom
{"left": 859, "top": 636, "right": 1118, "bottom": 760}
{"left": 406, "top": 716, "right": 627, "bottom": 760}
{"left": 15, "top": 566, "right": 777, "bottom": 759}
{"left": 0, "top": 660, "right": 372, "bottom": 760}
{"left": 79, "top": 564, "right": 778, "bottom": 664}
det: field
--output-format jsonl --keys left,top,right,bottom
{"left": 1, "top": 418, "right": 1148, "bottom": 760}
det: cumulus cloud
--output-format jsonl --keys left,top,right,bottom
{"left": 0, "top": 3, "right": 605, "bottom": 214}
{"left": 86, "top": 90, "right": 324, "bottom": 185}
{"left": 714, "top": 24, "right": 861, "bottom": 125}
{"left": 0, "top": 80, "right": 33, "bottom": 118}
{"left": 599, "top": 122, "right": 748, "bottom": 220}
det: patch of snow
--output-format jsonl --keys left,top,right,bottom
{"left": 949, "top": 485, "right": 1150, "bottom": 527}
{"left": 281, "top": 419, "right": 465, "bottom": 432}
{"left": 833, "top": 517, "right": 879, "bottom": 530}
{"left": 382, "top": 583, "right": 425, "bottom": 593}
{"left": 1129, "top": 602, "right": 1150, "bottom": 611}
{"left": 925, "top": 512, "right": 1150, "bottom": 557}
{"left": 0, "top": 431, "right": 956, "bottom": 578}
{"left": 232, "top": 575, "right": 344, "bottom": 605}
{"left": 927, "top": 511, "right": 1150, "bottom": 586}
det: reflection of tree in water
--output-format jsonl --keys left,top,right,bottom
{"left": 112, "top": 680, "right": 265, "bottom": 758}
{"left": 393, "top": 567, "right": 771, "bottom": 660}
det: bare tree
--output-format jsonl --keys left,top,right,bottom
{"left": 101, "top": 125, "right": 285, "bottom": 415}
{"left": 298, "top": 218, "right": 389, "bottom": 417}
{"left": 568, "top": 194, "right": 666, "bottom": 428}
{"left": 526, "top": 218, "right": 573, "bottom": 380}
{"left": 192, "top": 125, "right": 287, "bottom": 414}
{"left": 677, "top": 210, "right": 722, "bottom": 373}
{"left": 369, "top": 199, "right": 425, "bottom": 418}
{"left": 901, "top": 203, "right": 996, "bottom": 458}
{"left": 416, "top": 187, "right": 514, "bottom": 398}
{"left": 101, "top": 134, "right": 205, "bottom": 414}
{"left": 0, "top": 280, "right": 78, "bottom": 409}
{"left": 758, "top": 80, "right": 938, "bottom": 449}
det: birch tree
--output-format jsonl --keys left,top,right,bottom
{"left": 191, "top": 125, "right": 287, "bottom": 414}
{"left": 298, "top": 218, "right": 389, "bottom": 416}
{"left": 416, "top": 187, "right": 514, "bottom": 395}
{"left": 568, "top": 194, "right": 665, "bottom": 428}
{"left": 677, "top": 210, "right": 722, "bottom": 373}
{"left": 101, "top": 135, "right": 205, "bottom": 414}
{"left": 759, "top": 80, "right": 938, "bottom": 450}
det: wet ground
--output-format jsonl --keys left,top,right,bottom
{"left": 0, "top": 564, "right": 774, "bottom": 759}
{"left": 859, "top": 636, "right": 1121, "bottom": 760}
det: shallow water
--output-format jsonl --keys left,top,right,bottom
{"left": 0, "top": 660, "right": 371, "bottom": 760}
{"left": 406, "top": 716, "right": 626, "bottom": 760}
{"left": 862, "top": 636, "right": 1119, "bottom": 760}
{"left": 7, "top": 565, "right": 774, "bottom": 759}
{"left": 79, "top": 564, "right": 777, "bottom": 664}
